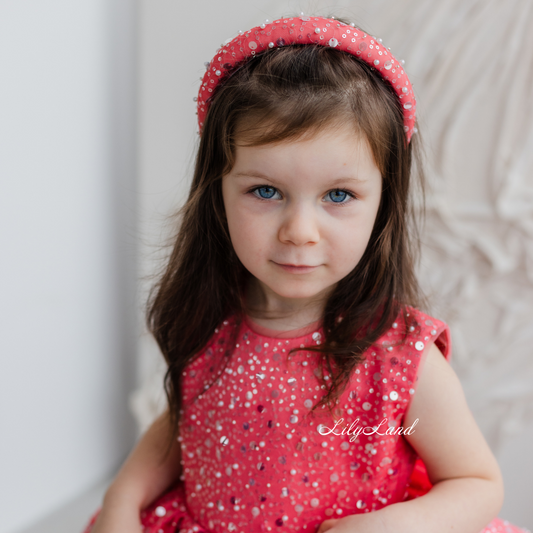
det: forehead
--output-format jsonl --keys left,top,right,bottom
{"left": 232, "top": 116, "right": 381, "bottom": 171}
{"left": 234, "top": 112, "right": 359, "bottom": 144}
{"left": 229, "top": 122, "right": 382, "bottom": 186}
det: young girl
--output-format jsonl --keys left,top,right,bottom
{"left": 82, "top": 14, "right": 530, "bottom": 533}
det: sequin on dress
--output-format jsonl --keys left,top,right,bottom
{"left": 81, "top": 307, "right": 531, "bottom": 533}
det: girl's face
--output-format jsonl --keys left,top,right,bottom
{"left": 222, "top": 122, "right": 382, "bottom": 311}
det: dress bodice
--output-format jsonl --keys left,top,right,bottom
{"left": 178, "top": 307, "right": 451, "bottom": 533}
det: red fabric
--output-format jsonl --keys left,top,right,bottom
{"left": 405, "top": 457, "right": 433, "bottom": 500}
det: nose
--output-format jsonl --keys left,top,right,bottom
{"left": 278, "top": 203, "right": 320, "bottom": 246}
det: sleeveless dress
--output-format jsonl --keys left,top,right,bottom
{"left": 81, "top": 307, "right": 531, "bottom": 533}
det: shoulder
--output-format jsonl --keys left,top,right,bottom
{"left": 394, "top": 306, "right": 452, "bottom": 363}
{"left": 367, "top": 306, "right": 454, "bottom": 426}
{"left": 354, "top": 306, "right": 453, "bottom": 425}
{"left": 390, "top": 306, "right": 453, "bottom": 419}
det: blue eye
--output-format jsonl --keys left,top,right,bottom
{"left": 250, "top": 186, "right": 353, "bottom": 203}
{"left": 254, "top": 186, "right": 278, "bottom": 199}
{"left": 327, "top": 189, "right": 349, "bottom": 203}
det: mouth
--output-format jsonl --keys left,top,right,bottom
{"left": 272, "top": 262, "right": 320, "bottom": 274}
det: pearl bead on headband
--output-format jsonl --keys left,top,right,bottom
{"left": 196, "top": 15, "right": 417, "bottom": 143}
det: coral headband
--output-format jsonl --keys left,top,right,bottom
{"left": 196, "top": 15, "right": 416, "bottom": 143}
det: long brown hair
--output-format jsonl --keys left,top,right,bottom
{"left": 146, "top": 26, "right": 427, "bottom": 461}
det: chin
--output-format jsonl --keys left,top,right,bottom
{"left": 266, "top": 282, "right": 326, "bottom": 301}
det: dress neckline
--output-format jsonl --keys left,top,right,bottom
{"left": 243, "top": 314, "right": 323, "bottom": 339}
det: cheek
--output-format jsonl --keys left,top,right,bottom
{"left": 325, "top": 212, "right": 376, "bottom": 267}
{"left": 223, "top": 190, "right": 247, "bottom": 247}
{"left": 226, "top": 203, "right": 271, "bottom": 263}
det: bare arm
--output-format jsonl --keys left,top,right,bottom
{"left": 104, "top": 406, "right": 182, "bottom": 509}
{"left": 87, "top": 407, "right": 184, "bottom": 532}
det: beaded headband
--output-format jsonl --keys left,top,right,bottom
{"left": 196, "top": 15, "right": 416, "bottom": 143}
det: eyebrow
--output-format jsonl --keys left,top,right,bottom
{"left": 231, "top": 171, "right": 367, "bottom": 183}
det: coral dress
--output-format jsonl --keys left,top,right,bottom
{"left": 82, "top": 308, "right": 530, "bottom": 533}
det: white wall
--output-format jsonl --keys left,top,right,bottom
{"left": 0, "top": 1, "right": 138, "bottom": 532}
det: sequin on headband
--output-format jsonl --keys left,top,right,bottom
{"left": 196, "top": 15, "right": 417, "bottom": 143}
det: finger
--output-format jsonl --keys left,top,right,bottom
{"left": 317, "top": 518, "right": 336, "bottom": 533}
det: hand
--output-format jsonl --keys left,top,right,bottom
{"left": 85, "top": 490, "right": 144, "bottom": 533}
{"left": 87, "top": 506, "right": 143, "bottom": 533}
{"left": 316, "top": 512, "right": 388, "bottom": 533}
{"left": 316, "top": 518, "right": 341, "bottom": 533}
